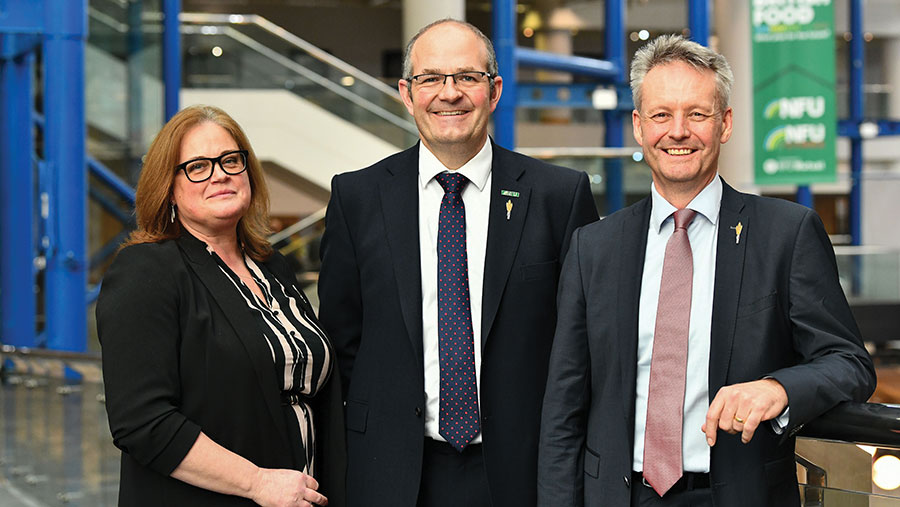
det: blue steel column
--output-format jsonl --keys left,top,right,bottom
{"left": 0, "top": 50, "right": 37, "bottom": 348}
{"left": 849, "top": 0, "right": 863, "bottom": 246}
{"left": 688, "top": 0, "right": 709, "bottom": 46}
{"left": 492, "top": 0, "right": 516, "bottom": 149}
{"left": 163, "top": 0, "right": 181, "bottom": 120}
{"left": 796, "top": 185, "right": 813, "bottom": 208}
{"left": 603, "top": 0, "right": 625, "bottom": 213}
{"left": 43, "top": 0, "right": 88, "bottom": 352}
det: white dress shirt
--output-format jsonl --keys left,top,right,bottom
{"left": 633, "top": 176, "right": 721, "bottom": 473}
{"left": 418, "top": 140, "right": 492, "bottom": 443}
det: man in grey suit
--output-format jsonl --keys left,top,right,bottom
{"left": 538, "top": 35, "right": 874, "bottom": 507}
{"left": 318, "top": 19, "right": 598, "bottom": 507}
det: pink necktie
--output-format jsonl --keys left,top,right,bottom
{"left": 643, "top": 208, "right": 697, "bottom": 496}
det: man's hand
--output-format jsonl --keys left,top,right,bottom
{"left": 701, "top": 378, "right": 788, "bottom": 446}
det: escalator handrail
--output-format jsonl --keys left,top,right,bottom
{"left": 798, "top": 401, "right": 900, "bottom": 448}
{"left": 179, "top": 12, "right": 402, "bottom": 100}
{"left": 180, "top": 24, "right": 417, "bottom": 135}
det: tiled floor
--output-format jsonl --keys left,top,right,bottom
{"left": 0, "top": 374, "right": 118, "bottom": 507}
{"left": 2, "top": 360, "right": 900, "bottom": 507}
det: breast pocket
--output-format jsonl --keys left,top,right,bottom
{"left": 345, "top": 399, "right": 368, "bottom": 433}
{"left": 737, "top": 291, "right": 778, "bottom": 319}
{"left": 583, "top": 446, "right": 600, "bottom": 478}
{"left": 520, "top": 259, "right": 559, "bottom": 282}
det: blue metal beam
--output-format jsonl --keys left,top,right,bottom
{"left": 603, "top": 0, "right": 626, "bottom": 214}
{"left": 492, "top": 0, "right": 517, "bottom": 149}
{"left": 88, "top": 186, "right": 133, "bottom": 226}
{"left": 43, "top": 0, "right": 88, "bottom": 352}
{"left": 517, "top": 82, "right": 597, "bottom": 109}
{"left": 88, "top": 157, "right": 136, "bottom": 205}
{"left": 849, "top": 0, "right": 864, "bottom": 246}
{"left": 163, "top": 0, "right": 182, "bottom": 120}
{"left": 0, "top": 50, "right": 37, "bottom": 348}
{"left": 688, "top": 0, "right": 710, "bottom": 46}
{"left": 515, "top": 47, "right": 619, "bottom": 80}
{"left": 90, "top": 229, "right": 131, "bottom": 271}
{"left": 838, "top": 119, "right": 900, "bottom": 138}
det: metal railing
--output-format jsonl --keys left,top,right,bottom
{"left": 178, "top": 13, "right": 418, "bottom": 148}
{"left": 4, "top": 345, "right": 900, "bottom": 505}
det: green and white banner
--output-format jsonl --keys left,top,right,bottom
{"left": 751, "top": 0, "right": 836, "bottom": 185}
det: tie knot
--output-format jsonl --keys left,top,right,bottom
{"left": 436, "top": 172, "right": 469, "bottom": 195}
{"left": 673, "top": 208, "right": 696, "bottom": 230}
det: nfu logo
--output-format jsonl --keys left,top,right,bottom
{"left": 764, "top": 124, "right": 827, "bottom": 151}
{"left": 753, "top": 0, "right": 830, "bottom": 27}
{"left": 764, "top": 96, "right": 826, "bottom": 119}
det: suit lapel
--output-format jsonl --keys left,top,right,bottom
{"left": 618, "top": 198, "right": 651, "bottom": 438}
{"left": 708, "top": 181, "right": 748, "bottom": 396}
{"left": 481, "top": 144, "right": 530, "bottom": 350}
{"left": 175, "top": 233, "right": 292, "bottom": 450}
{"left": 379, "top": 145, "right": 425, "bottom": 366}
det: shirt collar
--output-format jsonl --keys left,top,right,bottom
{"left": 649, "top": 175, "right": 722, "bottom": 232}
{"left": 417, "top": 138, "right": 492, "bottom": 191}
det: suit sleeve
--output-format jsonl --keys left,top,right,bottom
{"left": 538, "top": 228, "right": 590, "bottom": 507}
{"left": 318, "top": 175, "right": 363, "bottom": 399}
{"left": 560, "top": 172, "right": 599, "bottom": 262}
{"left": 768, "top": 210, "right": 876, "bottom": 432}
{"left": 97, "top": 245, "right": 201, "bottom": 475}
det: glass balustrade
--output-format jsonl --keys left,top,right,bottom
{"left": 6, "top": 345, "right": 900, "bottom": 507}
{"left": 179, "top": 14, "right": 418, "bottom": 149}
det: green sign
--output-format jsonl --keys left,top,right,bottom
{"left": 751, "top": 0, "right": 836, "bottom": 185}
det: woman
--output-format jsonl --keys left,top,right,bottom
{"left": 97, "top": 105, "right": 344, "bottom": 506}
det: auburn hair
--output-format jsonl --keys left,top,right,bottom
{"left": 124, "top": 105, "right": 272, "bottom": 261}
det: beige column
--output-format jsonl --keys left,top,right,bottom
{"left": 886, "top": 36, "right": 900, "bottom": 173}
{"left": 403, "top": 0, "right": 465, "bottom": 45}
{"left": 714, "top": 0, "right": 755, "bottom": 191}
{"left": 535, "top": 20, "right": 574, "bottom": 123}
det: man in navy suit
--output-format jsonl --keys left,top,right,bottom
{"left": 538, "top": 35, "right": 875, "bottom": 507}
{"left": 318, "top": 19, "right": 598, "bottom": 507}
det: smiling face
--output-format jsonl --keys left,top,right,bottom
{"left": 398, "top": 22, "right": 502, "bottom": 168}
{"left": 172, "top": 121, "right": 251, "bottom": 238}
{"left": 632, "top": 61, "right": 732, "bottom": 203}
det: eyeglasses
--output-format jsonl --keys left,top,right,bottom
{"left": 175, "top": 150, "right": 248, "bottom": 183}
{"left": 407, "top": 71, "right": 494, "bottom": 90}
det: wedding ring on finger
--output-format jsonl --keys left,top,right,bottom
{"left": 734, "top": 415, "right": 745, "bottom": 424}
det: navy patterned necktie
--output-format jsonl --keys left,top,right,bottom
{"left": 435, "top": 172, "right": 480, "bottom": 452}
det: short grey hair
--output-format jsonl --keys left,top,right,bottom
{"left": 401, "top": 18, "right": 498, "bottom": 81}
{"left": 630, "top": 34, "right": 733, "bottom": 113}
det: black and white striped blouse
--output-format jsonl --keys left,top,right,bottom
{"left": 212, "top": 248, "right": 333, "bottom": 474}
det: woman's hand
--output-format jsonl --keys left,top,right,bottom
{"left": 250, "top": 468, "right": 328, "bottom": 507}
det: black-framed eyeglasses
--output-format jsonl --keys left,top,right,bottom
{"left": 175, "top": 150, "right": 248, "bottom": 183}
{"left": 406, "top": 71, "right": 494, "bottom": 90}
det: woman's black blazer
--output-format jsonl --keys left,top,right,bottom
{"left": 97, "top": 232, "right": 345, "bottom": 506}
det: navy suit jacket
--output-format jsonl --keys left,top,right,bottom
{"left": 318, "top": 141, "right": 599, "bottom": 507}
{"left": 538, "top": 180, "right": 875, "bottom": 507}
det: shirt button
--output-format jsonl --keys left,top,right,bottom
{"left": 624, "top": 475, "right": 631, "bottom": 488}
{"left": 415, "top": 407, "right": 422, "bottom": 417}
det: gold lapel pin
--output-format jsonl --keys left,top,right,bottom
{"left": 730, "top": 221, "right": 743, "bottom": 244}
{"left": 506, "top": 199, "right": 513, "bottom": 220}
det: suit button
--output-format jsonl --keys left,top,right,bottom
{"left": 415, "top": 407, "right": 422, "bottom": 417}
{"left": 624, "top": 475, "right": 631, "bottom": 488}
